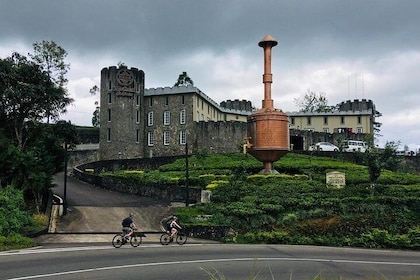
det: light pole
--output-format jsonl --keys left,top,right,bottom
{"left": 63, "top": 142, "right": 68, "bottom": 215}
{"left": 185, "top": 141, "right": 189, "bottom": 207}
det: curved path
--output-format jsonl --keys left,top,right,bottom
{"left": 35, "top": 171, "right": 180, "bottom": 243}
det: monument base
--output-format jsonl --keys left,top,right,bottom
{"left": 258, "top": 168, "right": 279, "bottom": 175}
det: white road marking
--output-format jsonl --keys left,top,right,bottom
{"left": 0, "top": 244, "right": 202, "bottom": 256}
{"left": 7, "top": 257, "right": 420, "bottom": 279}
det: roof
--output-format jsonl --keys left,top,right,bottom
{"left": 145, "top": 85, "right": 251, "bottom": 116}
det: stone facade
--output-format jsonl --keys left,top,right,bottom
{"left": 99, "top": 66, "right": 145, "bottom": 160}
{"left": 98, "top": 66, "right": 377, "bottom": 160}
{"left": 99, "top": 66, "right": 252, "bottom": 160}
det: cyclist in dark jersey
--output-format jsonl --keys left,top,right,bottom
{"left": 121, "top": 213, "right": 137, "bottom": 240}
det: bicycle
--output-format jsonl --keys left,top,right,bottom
{"left": 160, "top": 229, "right": 188, "bottom": 245}
{"left": 112, "top": 229, "right": 142, "bottom": 248}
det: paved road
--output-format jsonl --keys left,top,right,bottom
{"left": 35, "top": 171, "right": 181, "bottom": 244}
{"left": 2, "top": 244, "right": 419, "bottom": 280}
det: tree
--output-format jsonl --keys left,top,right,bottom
{"left": 373, "top": 109, "right": 383, "bottom": 138}
{"left": 294, "top": 90, "right": 335, "bottom": 113}
{"left": 29, "top": 40, "right": 72, "bottom": 123}
{"left": 0, "top": 53, "right": 54, "bottom": 148}
{"left": 381, "top": 141, "right": 401, "bottom": 171}
{"left": 364, "top": 140, "right": 401, "bottom": 196}
{"left": 364, "top": 148, "right": 381, "bottom": 195}
{"left": 90, "top": 85, "right": 100, "bottom": 127}
{"left": 92, "top": 101, "right": 100, "bottom": 127}
{"left": 0, "top": 45, "right": 76, "bottom": 213}
{"left": 174, "top": 71, "right": 194, "bottom": 87}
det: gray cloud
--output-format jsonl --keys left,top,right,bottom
{"left": 1, "top": 0, "right": 419, "bottom": 150}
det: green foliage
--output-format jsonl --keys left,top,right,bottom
{"left": 0, "top": 186, "right": 30, "bottom": 236}
{"left": 1, "top": 45, "right": 76, "bottom": 213}
{"left": 99, "top": 152, "right": 420, "bottom": 249}
{"left": 381, "top": 141, "right": 402, "bottom": 171}
{"left": 174, "top": 71, "right": 194, "bottom": 87}
{"left": 0, "top": 234, "right": 35, "bottom": 251}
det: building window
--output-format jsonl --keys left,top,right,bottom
{"left": 149, "top": 97, "right": 153, "bottom": 107}
{"left": 307, "top": 117, "right": 311, "bottom": 125}
{"left": 323, "top": 116, "right": 328, "bottom": 125}
{"left": 181, "top": 95, "right": 185, "bottom": 105}
{"left": 341, "top": 116, "right": 345, "bottom": 124}
{"left": 136, "top": 110, "right": 140, "bottom": 123}
{"left": 165, "top": 96, "right": 169, "bottom": 106}
{"left": 147, "top": 131, "right": 154, "bottom": 146}
{"left": 164, "top": 111, "right": 170, "bottom": 125}
{"left": 357, "top": 127, "right": 363, "bottom": 133}
{"left": 108, "top": 108, "right": 111, "bottom": 122}
{"left": 108, "top": 92, "right": 112, "bottom": 104}
{"left": 290, "top": 117, "right": 295, "bottom": 126}
{"left": 136, "top": 83, "right": 140, "bottom": 93}
{"left": 136, "top": 129, "right": 140, "bottom": 143}
{"left": 197, "top": 97, "right": 199, "bottom": 106}
{"left": 163, "top": 131, "right": 170, "bottom": 145}
{"left": 108, "top": 81, "right": 112, "bottom": 90}
{"left": 357, "top": 116, "right": 362, "bottom": 124}
{"left": 201, "top": 100, "right": 204, "bottom": 109}
{"left": 179, "top": 130, "right": 186, "bottom": 145}
{"left": 136, "top": 94, "right": 140, "bottom": 106}
{"left": 148, "top": 111, "right": 154, "bottom": 126}
{"left": 180, "top": 109, "right": 186, "bottom": 124}
{"left": 107, "top": 128, "right": 111, "bottom": 142}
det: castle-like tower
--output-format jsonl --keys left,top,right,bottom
{"left": 99, "top": 66, "right": 145, "bottom": 160}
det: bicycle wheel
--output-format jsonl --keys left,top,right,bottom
{"left": 130, "top": 234, "right": 142, "bottom": 247}
{"left": 160, "top": 233, "right": 170, "bottom": 245}
{"left": 112, "top": 234, "right": 124, "bottom": 248}
{"left": 176, "top": 232, "right": 188, "bottom": 245}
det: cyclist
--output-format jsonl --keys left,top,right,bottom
{"left": 168, "top": 216, "right": 182, "bottom": 241}
{"left": 121, "top": 212, "right": 137, "bottom": 241}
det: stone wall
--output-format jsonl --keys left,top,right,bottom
{"left": 73, "top": 156, "right": 201, "bottom": 203}
{"left": 192, "top": 121, "right": 247, "bottom": 153}
{"left": 68, "top": 150, "right": 99, "bottom": 168}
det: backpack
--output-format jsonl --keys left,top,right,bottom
{"left": 122, "top": 217, "right": 131, "bottom": 227}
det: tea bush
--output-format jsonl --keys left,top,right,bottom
{"left": 100, "top": 152, "right": 420, "bottom": 249}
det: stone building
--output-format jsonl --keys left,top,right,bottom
{"left": 99, "top": 66, "right": 251, "bottom": 160}
{"left": 99, "top": 65, "right": 378, "bottom": 160}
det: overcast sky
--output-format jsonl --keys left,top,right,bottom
{"left": 1, "top": 0, "right": 419, "bottom": 150}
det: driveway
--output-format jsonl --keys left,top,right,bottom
{"left": 35, "top": 171, "right": 181, "bottom": 244}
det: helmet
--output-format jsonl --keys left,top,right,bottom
{"left": 129, "top": 212, "right": 134, "bottom": 217}
{"left": 172, "top": 216, "right": 177, "bottom": 220}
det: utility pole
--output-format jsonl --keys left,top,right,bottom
{"left": 63, "top": 142, "right": 68, "bottom": 215}
{"left": 185, "top": 141, "right": 189, "bottom": 207}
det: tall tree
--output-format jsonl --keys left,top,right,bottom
{"left": 90, "top": 85, "right": 100, "bottom": 127}
{"left": 29, "top": 40, "right": 72, "bottom": 123}
{"left": 294, "top": 90, "right": 334, "bottom": 113}
{"left": 0, "top": 53, "right": 53, "bottom": 148}
{"left": 174, "top": 71, "right": 194, "bottom": 87}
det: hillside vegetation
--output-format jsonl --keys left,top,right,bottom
{"left": 103, "top": 152, "right": 420, "bottom": 249}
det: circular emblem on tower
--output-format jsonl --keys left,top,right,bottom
{"left": 116, "top": 69, "right": 134, "bottom": 86}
